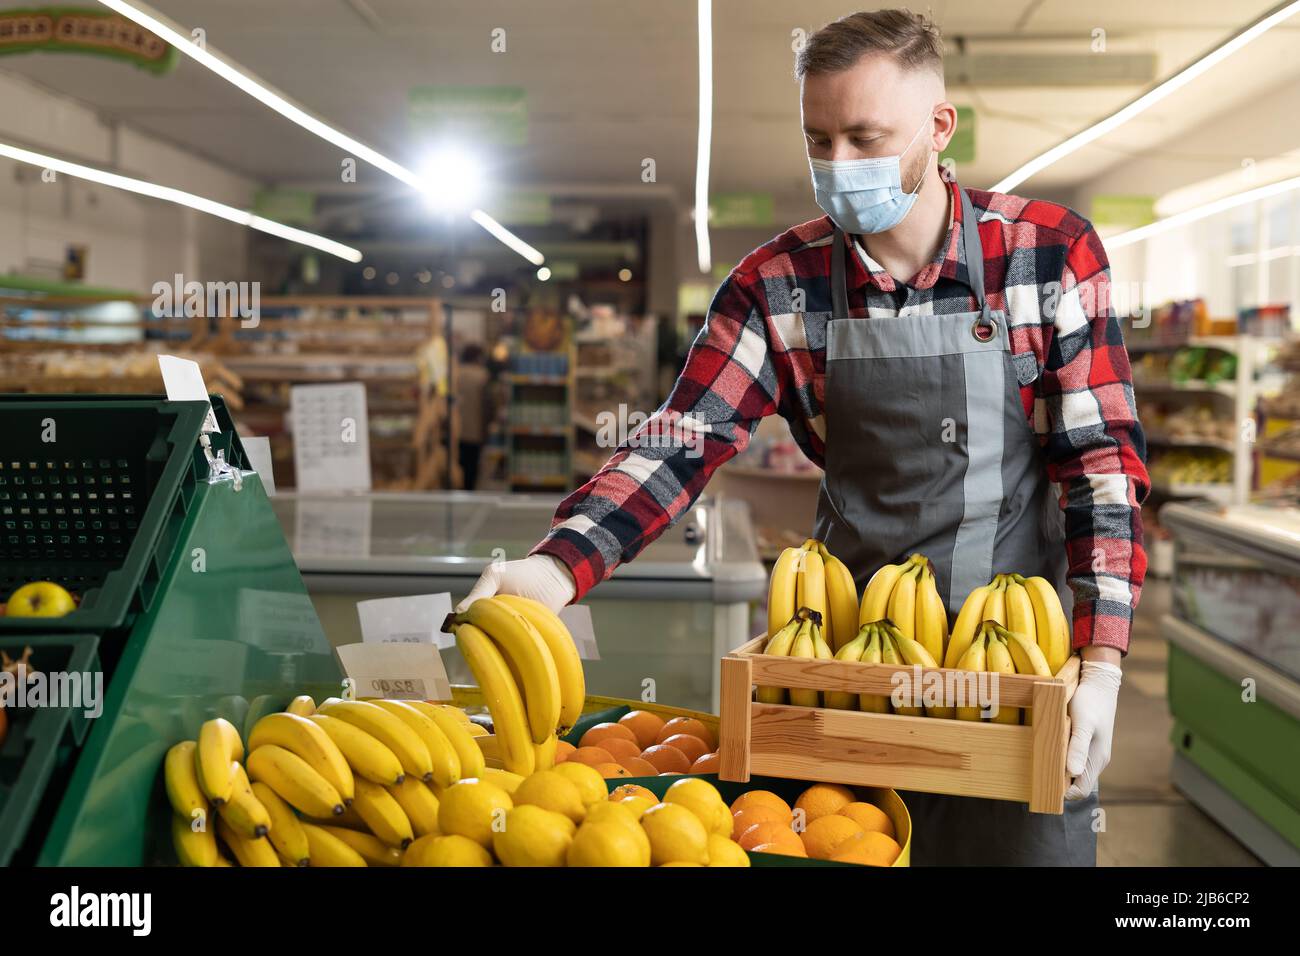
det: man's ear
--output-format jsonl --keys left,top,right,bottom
{"left": 932, "top": 102, "right": 959, "bottom": 153}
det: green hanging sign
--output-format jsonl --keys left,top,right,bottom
{"left": 0, "top": 7, "right": 177, "bottom": 74}
{"left": 408, "top": 86, "right": 528, "bottom": 146}
{"left": 1091, "top": 194, "right": 1157, "bottom": 229}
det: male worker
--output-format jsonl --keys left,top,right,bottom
{"left": 461, "top": 9, "right": 1147, "bottom": 865}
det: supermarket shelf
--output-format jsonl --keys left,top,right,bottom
{"left": 1133, "top": 378, "right": 1237, "bottom": 396}
{"left": 509, "top": 424, "right": 568, "bottom": 436}
{"left": 1145, "top": 431, "right": 1235, "bottom": 453}
{"left": 1150, "top": 479, "right": 1234, "bottom": 502}
{"left": 508, "top": 373, "right": 568, "bottom": 386}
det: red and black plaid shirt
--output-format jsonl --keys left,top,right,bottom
{"left": 535, "top": 178, "right": 1149, "bottom": 653}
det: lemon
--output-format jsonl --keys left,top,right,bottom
{"left": 552, "top": 761, "right": 607, "bottom": 806}
{"left": 437, "top": 778, "right": 513, "bottom": 848}
{"left": 565, "top": 821, "right": 647, "bottom": 867}
{"left": 401, "top": 833, "right": 492, "bottom": 867}
{"left": 706, "top": 833, "right": 751, "bottom": 867}
{"left": 663, "top": 778, "right": 730, "bottom": 837}
{"left": 493, "top": 805, "right": 575, "bottom": 867}
{"left": 511, "top": 770, "right": 587, "bottom": 824}
{"left": 583, "top": 801, "right": 651, "bottom": 866}
{"left": 659, "top": 861, "right": 704, "bottom": 866}
{"left": 640, "top": 802, "right": 710, "bottom": 865}
{"left": 617, "top": 794, "right": 657, "bottom": 820}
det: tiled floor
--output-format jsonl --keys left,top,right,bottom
{"left": 1098, "top": 578, "right": 1262, "bottom": 866}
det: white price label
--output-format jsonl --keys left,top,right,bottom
{"left": 241, "top": 436, "right": 276, "bottom": 495}
{"left": 357, "top": 593, "right": 453, "bottom": 647}
{"left": 336, "top": 642, "right": 452, "bottom": 702}
{"left": 290, "top": 382, "right": 371, "bottom": 492}
{"left": 158, "top": 354, "right": 219, "bottom": 433}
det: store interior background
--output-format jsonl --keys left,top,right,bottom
{"left": 4, "top": 0, "right": 1298, "bottom": 866}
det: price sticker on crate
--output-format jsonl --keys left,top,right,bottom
{"left": 336, "top": 642, "right": 452, "bottom": 702}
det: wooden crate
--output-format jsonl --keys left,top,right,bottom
{"left": 718, "top": 633, "right": 1081, "bottom": 814}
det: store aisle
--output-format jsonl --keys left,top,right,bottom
{"left": 1098, "top": 579, "right": 1261, "bottom": 866}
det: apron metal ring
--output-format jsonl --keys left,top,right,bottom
{"left": 971, "top": 319, "right": 996, "bottom": 342}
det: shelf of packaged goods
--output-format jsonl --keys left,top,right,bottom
{"left": 508, "top": 374, "right": 568, "bottom": 386}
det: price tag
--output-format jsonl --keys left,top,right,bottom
{"left": 241, "top": 436, "right": 276, "bottom": 495}
{"left": 290, "top": 382, "right": 371, "bottom": 492}
{"left": 295, "top": 497, "right": 372, "bottom": 558}
{"left": 336, "top": 642, "right": 452, "bottom": 702}
{"left": 559, "top": 605, "right": 600, "bottom": 661}
{"left": 158, "top": 354, "right": 219, "bottom": 433}
{"left": 357, "top": 593, "right": 454, "bottom": 648}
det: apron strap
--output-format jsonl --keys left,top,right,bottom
{"left": 830, "top": 226, "right": 849, "bottom": 319}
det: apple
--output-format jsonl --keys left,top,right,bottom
{"left": 6, "top": 581, "right": 77, "bottom": 618}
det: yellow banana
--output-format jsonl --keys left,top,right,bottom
{"left": 787, "top": 618, "right": 820, "bottom": 708}
{"left": 492, "top": 593, "right": 586, "bottom": 734}
{"left": 301, "top": 822, "right": 368, "bottom": 867}
{"left": 164, "top": 741, "right": 209, "bottom": 823}
{"left": 767, "top": 547, "right": 801, "bottom": 637}
{"left": 172, "top": 813, "right": 218, "bottom": 867}
{"left": 306, "top": 713, "right": 405, "bottom": 786}
{"left": 285, "top": 695, "right": 316, "bottom": 717}
{"left": 318, "top": 825, "right": 402, "bottom": 866}
{"left": 533, "top": 733, "right": 558, "bottom": 771}
{"left": 252, "top": 780, "right": 310, "bottom": 867}
{"left": 796, "top": 549, "right": 827, "bottom": 627}
{"left": 450, "top": 622, "right": 536, "bottom": 776}
{"left": 859, "top": 562, "right": 905, "bottom": 626}
{"left": 351, "top": 776, "right": 415, "bottom": 848}
{"left": 889, "top": 624, "right": 947, "bottom": 718}
{"left": 249, "top": 712, "right": 355, "bottom": 803}
{"left": 370, "top": 700, "right": 460, "bottom": 788}
{"left": 825, "top": 626, "right": 871, "bottom": 710}
{"left": 857, "top": 626, "right": 892, "bottom": 713}
{"left": 407, "top": 700, "right": 485, "bottom": 779}
{"left": 1022, "top": 575, "right": 1071, "bottom": 675}
{"left": 247, "top": 744, "right": 345, "bottom": 819}
{"left": 915, "top": 563, "right": 948, "bottom": 664}
{"left": 985, "top": 633, "right": 1020, "bottom": 724}
{"left": 945, "top": 583, "right": 992, "bottom": 667}
{"left": 755, "top": 615, "right": 800, "bottom": 705}
{"left": 217, "top": 762, "right": 271, "bottom": 839}
{"left": 821, "top": 549, "right": 860, "bottom": 653}
{"left": 878, "top": 629, "right": 923, "bottom": 716}
{"left": 955, "top": 633, "right": 988, "bottom": 721}
{"left": 886, "top": 563, "right": 919, "bottom": 640}
{"left": 998, "top": 623, "right": 1052, "bottom": 677}
{"left": 983, "top": 576, "right": 1008, "bottom": 627}
{"left": 386, "top": 776, "right": 441, "bottom": 838}
{"left": 455, "top": 597, "right": 562, "bottom": 745}
{"left": 195, "top": 717, "right": 242, "bottom": 805}
{"left": 217, "top": 817, "right": 280, "bottom": 867}
{"left": 317, "top": 700, "right": 433, "bottom": 784}
{"left": 1004, "top": 580, "right": 1037, "bottom": 648}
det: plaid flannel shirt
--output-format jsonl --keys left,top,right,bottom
{"left": 534, "top": 178, "right": 1149, "bottom": 653}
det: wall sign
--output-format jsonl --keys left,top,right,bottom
{"left": 0, "top": 8, "right": 176, "bottom": 74}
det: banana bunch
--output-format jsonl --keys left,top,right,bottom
{"left": 858, "top": 553, "right": 949, "bottom": 665}
{"left": 951, "top": 620, "right": 1053, "bottom": 724}
{"left": 754, "top": 607, "right": 833, "bottom": 707}
{"left": 824, "top": 620, "right": 941, "bottom": 716}
{"left": 944, "top": 572, "right": 1069, "bottom": 676}
{"left": 444, "top": 595, "right": 586, "bottom": 776}
{"left": 766, "top": 539, "right": 859, "bottom": 652}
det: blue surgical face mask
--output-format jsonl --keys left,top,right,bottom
{"left": 809, "top": 115, "right": 932, "bottom": 235}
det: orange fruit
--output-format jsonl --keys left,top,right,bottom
{"left": 837, "top": 801, "right": 895, "bottom": 839}
{"left": 596, "top": 737, "right": 642, "bottom": 762}
{"left": 640, "top": 745, "right": 690, "bottom": 775}
{"left": 554, "top": 741, "right": 576, "bottom": 764}
{"left": 596, "top": 762, "right": 632, "bottom": 779}
{"left": 738, "top": 822, "right": 803, "bottom": 854}
{"left": 618, "top": 711, "right": 666, "bottom": 750}
{"left": 830, "top": 830, "right": 902, "bottom": 867}
{"left": 567, "top": 746, "right": 616, "bottom": 768}
{"left": 609, "top": 783, "right": 657, "bottom": 802}
{"left": 660, "top": 734, "right": 708, "bottom": 765}
{"left": 800, "top": 815, "right": 865, "bottom": 860}
{"left": 731, "top": 805, "right": 786, "bottom": 841}
{"left": 620, "top": 757, "right": 659, "bottom": 778}
{"left": 580, "top": 722, "right": 638, "bottom": 750}
{"left": 794, "top": 783, "right": 856, "bottom": 824}
{"left": 689, "top": 752, "right": 720, "bottom": 774}
{"left": 751, "top": 840, "right": 807, "bottom": 858}
{"left": 655, "top": 717, "right": 715, "bottom": 751}
{"left": 730, "top": 790, "right": 793, "bottom": 824}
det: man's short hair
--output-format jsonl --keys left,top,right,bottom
{"left": 795, "top": 9, "right": 943, "bottom": 80}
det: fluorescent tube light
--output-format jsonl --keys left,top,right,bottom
{"left": 1106, "top": 174, "right": 1300, "bottom": 249}
{"left": 695, "top": 0, "right": 713, "bottom": 274}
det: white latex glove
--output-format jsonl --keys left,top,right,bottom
{"left": 1065, "top": 660, "right": 1123, "bottom": 800}
{"left": 456, "top": 554, "right": 577, "bottom": 614}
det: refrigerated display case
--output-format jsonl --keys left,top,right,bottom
{"left": 1161, "top": 501, "right": 1300, "bottom": 865}
{"left": 270, "top": 492, "right": 767, "bottom": 713}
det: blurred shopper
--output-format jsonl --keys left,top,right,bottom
{"left": 457, "top": 343, "right": 490, "bottom": 490}
{"left": 461, "top": 9, "right": 1148, "bottom": 865}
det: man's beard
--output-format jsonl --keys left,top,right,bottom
{"left": 901, "top": 143, "right": 932, "bottom": 196}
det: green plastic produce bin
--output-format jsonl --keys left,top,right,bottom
{"left": 0, "top": 633, "right": 101, "bottom": 865}
{"left": 0, "top": 395, "right": 233, "bottom": 637}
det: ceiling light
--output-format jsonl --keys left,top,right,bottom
{"left": 418, "top": 147, "right": 483, "bottom": 212}
{"left": 471, "top": 209, "right": 545, "bottom": 266}
{"left": 1106, "top": 173, "right": 1300, "bottom": 249}
{"left": 537, "top": 267, "right": 552, "bottom": 281}
{"left": 618, "top": 268, "right": 633, "bottom": 282}
{"left": 0, "top": 138, "right": 362, "bottom": 262}
{"left": 992, "top": 0, "right": 1300, "bottom": 193}
{"left": 694, "top": 0, "right": 713, "bottom": 274}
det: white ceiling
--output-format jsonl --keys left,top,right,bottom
{"left": 2, "top": 1, "right": 1299, "bottom": 224}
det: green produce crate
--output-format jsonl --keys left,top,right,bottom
{"left": 0, "top": 395, "right": 238, "bottom": 637}
{"left": 0, "top": 633, "right": 100, "bottom": 865}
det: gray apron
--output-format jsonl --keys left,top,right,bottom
{"left": 814, "top": 187, "right": 1098, "bottom": 865}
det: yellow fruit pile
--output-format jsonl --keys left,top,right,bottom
{"left": 766, "top": 539, "right": 858, "bottom": 652}
{"left": 443, "top": 595, "right": 586, "bottom": 776}
{"left": 730, "top": 783, "right": 902, "bottom": 866}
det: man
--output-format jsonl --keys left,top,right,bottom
{"left": 461, "top": 9, "right": 1147, "bottom": 865}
